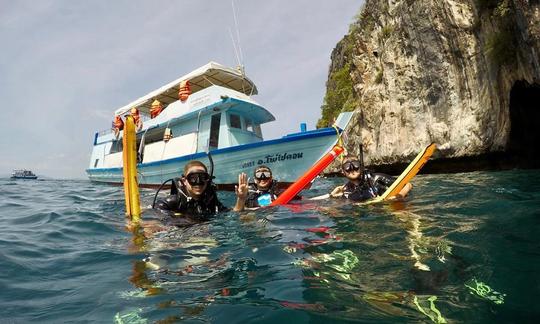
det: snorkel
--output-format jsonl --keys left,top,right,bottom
{"left": 207, "top": 151, "right": 215, "bottom": 181}
{"left": 359, "top": 143, "right": 365, "bottom": 170}
{"left": 359, "top": 143, "right": 377, "bottom": 190}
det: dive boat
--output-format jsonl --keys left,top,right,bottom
{"left": 86, "top": 62, "right": 352, "bottom": 189}
{"left": 11, "top": 169, "right": 38, "bottom": 180}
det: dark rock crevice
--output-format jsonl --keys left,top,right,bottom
{"left": 507, "top": 80, "right": 540, "bottom": 167}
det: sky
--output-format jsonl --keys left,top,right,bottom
{"left": 0, "top": 0, "right": 362, "bottom": 179}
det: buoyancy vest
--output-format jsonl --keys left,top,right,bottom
{"left": 342, "top": 171, "right": 395, "bottom": 202}
{"left": 155, "top": 178, "right": 228, "bottom": 220}
{"left": 245, "top": 181, "right": 280, "bottom": 208}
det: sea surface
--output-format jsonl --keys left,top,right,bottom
{"left": 1, "top": 170, "right": 539, "bottom": 323}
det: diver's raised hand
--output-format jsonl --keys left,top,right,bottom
{"left": 235, "top": 172, "right": 248, "bottom": 200}
{"left": 234, "top": 172, "right": 248, "bottom": 212}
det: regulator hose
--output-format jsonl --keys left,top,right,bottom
{"left": 152, "top": 178, "right": 174, "bottom": 209}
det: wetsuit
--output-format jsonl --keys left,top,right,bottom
{"left": 155, "top": 178, "right": 228, "bottom": 223}
{"left": 245, "top": 181, "right": 282, "bottom": 208}
{"left": 342, "top": 171, "right": 395, "bottom": 202}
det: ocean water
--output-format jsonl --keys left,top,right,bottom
{"left": 1, "top": 170, "right": 539, "bottom": 323}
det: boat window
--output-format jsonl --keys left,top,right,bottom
{"left": 141, "top": 128, "right": 167, "bottom": 146}
{"left": 245, "top": 118, "right": 253, "bottom": 132}
{"left": 94, "top": 159, "right": 99, "bottom": 167}
{"left": 209, "top": 113, "right": 221, "bottom": 149}
{"left": 230, "top": 114, "right": 241, "bottom": 129}
{"left": 253, "top": 124, "right": 262, "bottom": 137}
{"left": 110, "top": 140, "right": 123, "bottom": 153}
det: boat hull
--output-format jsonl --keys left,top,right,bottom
{"left": 87, "top": 128, "right": 340, "bottom": 190}
{"left": 10, "top": 176, "right": 38, "bottom": 180}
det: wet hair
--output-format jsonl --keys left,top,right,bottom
{"left": 183, "top": 160, "right": 208, "bottom": 175}
{"left": 254, "top": 165, "right": 271, "bottom": 175}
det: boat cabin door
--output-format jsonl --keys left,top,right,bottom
{"left": 198, "top": 113, "right": 222, "bottom": 152}
{"left": 208, "top": 113, "right": 221, "bottom": 150}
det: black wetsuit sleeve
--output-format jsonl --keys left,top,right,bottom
{"left": 216, "top": 198, "right": 229, "bottom": 212}
{"left": 371, "top": 173, "right": 396, "bottom": 195}
{"left": 155, "top": 194, "right": 179, "bottom": 212}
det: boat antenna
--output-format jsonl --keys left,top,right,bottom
{"left": 231, "top": 0, "right": 244, "bottom": 69}
{"left": 229, "top": 28, "right": 242, "bottom": 70}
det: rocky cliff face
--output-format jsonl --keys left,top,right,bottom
{"left": 321, "top": 0, "right": 540, "bottom": 172}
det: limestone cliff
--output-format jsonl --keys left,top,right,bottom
{"left": 320, "top": 0, "right": 540, "bottom": 172}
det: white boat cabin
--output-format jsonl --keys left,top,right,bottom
{"left": 89, "top": 62, "right": 276, "bottom": 170}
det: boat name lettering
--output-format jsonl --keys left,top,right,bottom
{"left": 241, "top": 152, "right": 304, "bottom": 168}
{"left": 191, "top": 94, "right": 211, "bottom": 107}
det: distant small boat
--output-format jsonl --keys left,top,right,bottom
{"left": 11, "top": 169, "right": 38, "bottom": 180}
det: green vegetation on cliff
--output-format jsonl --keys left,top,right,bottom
{"left": 317, "top": 63, "right": 357, "bottom": 128}
{"left": 317, "top": 5, "right": 367, "bottom": 129}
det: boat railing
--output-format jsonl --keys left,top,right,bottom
{"left": 96, "top": 114, "right": 152, "bottom": 137}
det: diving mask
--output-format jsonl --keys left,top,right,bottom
{"left": 255, "top": 170, "right": 272, "bottom": 180}
{"left": 342, "top": 160, "right": 362, "bottom": 173}
{"left": 185, "top": 172, "right": 210, "bottom": 186}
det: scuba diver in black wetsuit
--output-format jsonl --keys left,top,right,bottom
{"left": 154, "top": 160, "right": 248, "bottom": 225}
{"left": 133, "top": 161, "right": 249, "bottom": 278}
{"left": 330, "top": 155, "right": 412, "bottom": 202}
{"left": 243, "top": 165, "right": 282, "bottom": 209}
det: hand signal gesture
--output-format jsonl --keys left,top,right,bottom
{"left": 235, "top": 172, "right": 248, "bottom": 200}
{"left": 330, "top": 185, "right": 345, "bottom": 198}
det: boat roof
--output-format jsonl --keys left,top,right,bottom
{"left": 115, "top": 61, "right": 258, "bottom": 116}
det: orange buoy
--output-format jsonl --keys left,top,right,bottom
{"left": 150, "top": 99, "right": 163, "bottom": 119}
{"left": 270, "top": 145, "right": 345, "bottom": 206}
{"left": 178, "top": 80, "right": 191, "bottom": 102}
{"left": 130, "top": 107, "right": 143, "bottom": 130}
{"left": 113, "top": 115, "right": 124, "bottom": 131}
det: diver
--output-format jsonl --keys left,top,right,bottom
{"left": 330, "top": 155, "right": 412, "bottom": 201}
{"left": 241, "top": 165, "right": 282, "bottom": 210}
{"left": 127, "top": 160, "right": 248, "bottom": 278}
{"left": 154, "top": 160, "right": 248, "bottom": 224}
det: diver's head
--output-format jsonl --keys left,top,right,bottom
{"left": 341, "top": 156, "right": 363, "bottom": 181}
{"left": 182, "top": 160, "right": 210, "bottom": 198}
{"left": 254, "top": 165, "right": 273, "bottom": 190}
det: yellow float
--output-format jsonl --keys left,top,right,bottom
{"left": 122, "top": 115, "right": 141, "bottom": 220}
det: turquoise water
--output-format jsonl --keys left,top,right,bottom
{"left": 1, "top": 170, "right": 539, "bottom": 323}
